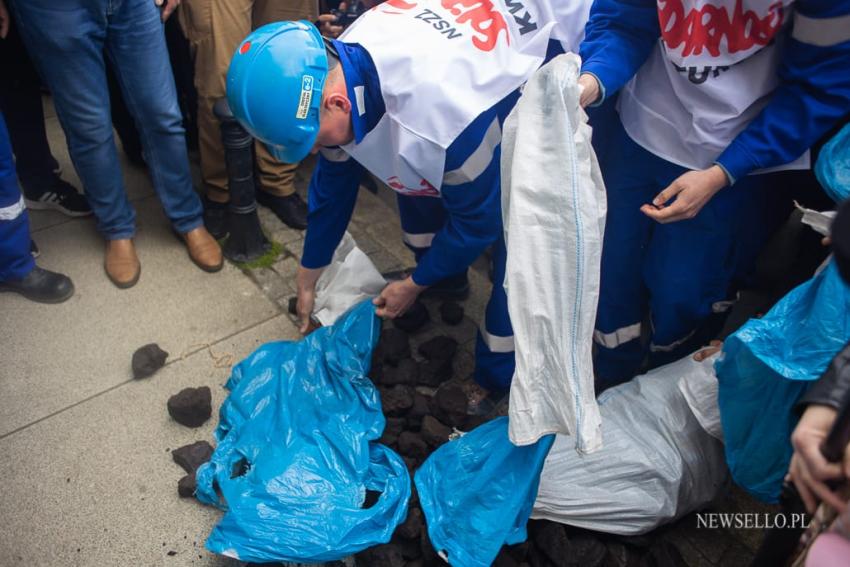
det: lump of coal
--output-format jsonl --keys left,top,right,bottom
{"left": 379, "top": 417, "right": 406, "bottom": 446}
{"left": 532, "top": 521, "right": 570, "bottom": 567}
{"left": 440, "top": 301, "right": 464, "bottom": 325}
{"left": 418, "top": 335, "right": 458, "bottom": 361}
{"left": 605, "top": 542, "right": 644, "bottom": 567}
{"left": 392, "top": 535, "right": 422, "bottom": 560}
{"left": 434, "top": 382, "right": 469, "bottom": 427}
{"left": 421, "top": 416, "right": 452, "bottom": 448}
{"left": 356, "top": 543, "right": 405, "bottom": 567}
{"left": 646, "top": 541, "right": 687, "bottom": 567}
{"left": 177, "top": 473, "right": 196, "bottom": 498}
{"left": 417, "top": 357, "right": 453, "bottom": 387}
{"left": 398, "top": 431, "right": 429, "bottom": 461}
{"left": 132, "top": 343, "right": 168, "bottom": 379}
{"left": 377, "top": 328, "right": 411, "bottom": 366}
{"left": 398, "top": 506, "right": 424, "bottom": 540}
{"left": 172, "top": 441, "right": 214, "bottom": 474}
{"left": 409, "top": 393, "right": 431, "bottom": 420}
{"left": 167, "top": 386, "right": 212, "bottom": 428}
{"left": 570, "top": 533, "right": 608, "bottom": 567}
{"left": 381, "top": 358, "right": 419, "bottom": 386}
{"left": 493, "top": 548, "right": 520, "bottom": 567}
{"left": 380, "top": 385, "right": 414, "bottom": 416}
{"left": 287, "top": 296, "right": 298, "bottom": 315}
{"left": 393, "top": 301, "right": 430, "bottom": 334}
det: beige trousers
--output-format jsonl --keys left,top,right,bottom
{"left": 179, "top": 0, "right": 318, "bottom": 201}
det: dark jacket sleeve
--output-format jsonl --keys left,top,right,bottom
{"left": 797, "top": 340, "right": 850, "bottom": 413}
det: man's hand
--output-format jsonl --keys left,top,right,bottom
{"left": 641, "top": 165, "right": 729, "bottom": 224}
{"left": 154, "top": 0, "right": 180, "bottom": 22}
{"left": 693, "top": 340, "right": 723, "bottom": 362}
{"left": 317, "top": 14, "right": 344, "bottom": 38}
{"left": 578, "top": 73, "right": 600, "bottom": 109}
{"left": 0, "top": 0, "right": 10, "bottom": 39}
{"left": 373, "top": 277, "right": 425, "bottom": 319}
{"left": 296, "top": 266, "right": 324, "bottom": 334}
{"left": 788, "top": 405, "right": 848, "bottom": 514}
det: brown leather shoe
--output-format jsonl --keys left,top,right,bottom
{"left": 182, "top": 226, "right": 223, "bottom": 273}
{"left": 104, "top": 238, "right": 141, "bottom": 289}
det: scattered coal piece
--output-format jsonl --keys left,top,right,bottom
{"left": 531, "top": 521, "right": 570, "bottom": 567}
{"left": 507, "top": 542, "right": 530, "bottom": 563}
{"left": 605, "top": 541, "right": 644, "bottom": 567}
{"left": 418, "top": 336, "right": 458, "bottom": 362}
{"left": 408, "top": 393, "right": 431, "bottom": 421}
{"left": 421, "top": 416, "right": 452, "bottom": 448}
{"left": 440, "top": 301, "right": 464, "bottom": 325}
{"left": 379, "top": 417, "right": 406, "bottom": 446}
{"left": 172, "top": 441, "right": 214, "bottom": 474}
{"left": 569, "top": 533, "right": 607, "bottom": 567}
{"left": 287, "top": 296, "right": 298, "bottom": 315}
{"left": 463, "top": 414, "right": 491, "bottom": 432}
{"left": 420, "top": 526, "right": 439, "bottom": 563}
{"left": 356, "top": 543, "right": 405, "bottom": 567}
{"left": 393, "top": 301, "right": 430, "bottom": 334}
{"left": 493, "top": 548, "right": 520, "bottom": 567}
{"left": 398, "top": 431, "right": 430, "bottom": 461}
{"left": 177, "top": 473, "right": 197, "bottom": 498}
{"left": 392, "top": 534, "right": 423, "bottom": 560}
{"left": 167, "top": 387, "right": 212, "bottom": 428}
{"left": 434, "top": 382, "right": 469, "bottom": 428}
{"left": 417, "top": 357, "right": 453, "bottom": 387}
{"left": 378, "top": 328, "right": 412, "bottom": 366}
{"left": 380, "top": 385, "right": 414, "bottom": 416}
{"left": 132, "top": 343, "right": 168, "bottom": 379}
{"left": 645, "top": 541, "right": 687, "bottom": 567}
{"left": 398, "top": 506, "right": 424, "bottom": 540}
{"left": 381, "top": 358, "right": 419, "bottom": 386}
{"left": 167, "top": 550, "right": 177, "bottom": 556}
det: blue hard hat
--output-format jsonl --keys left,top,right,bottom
{"left": 226, "top": 21, "right": 329, "bottom": 164}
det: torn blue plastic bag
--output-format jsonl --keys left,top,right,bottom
{"left": 194, "top": 301, "right": 410, "bottom": 563}
{"left": 416, "top": 419, "right": 554, "bottom": 567}
{"left": 815, "top": 122, "right": 850, "bottom": 203}
{"left": 717, "top": 260, "right": 850, "bottom": 502}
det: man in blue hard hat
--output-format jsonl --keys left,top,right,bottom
{"left": 225, "top": 1, "right": 591, "bottom": 392}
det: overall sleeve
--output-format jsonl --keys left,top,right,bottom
{"left": 300, "top": 148, "right": 365, "bottom": 269}
{"left": 716, "top": 0, "right": 850, "bottom": 182}
{"left": 578, "top": 0, "right": 660, "bottom": 105}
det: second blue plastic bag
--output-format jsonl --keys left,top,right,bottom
{"left": 416, "top": 418, "right": 554, "bottom": 567}
{"left": 195, "top": 301, "right": 410, "bottom": 563}
{"left": 717, "top": 260, "right": 850, "bottom": 502}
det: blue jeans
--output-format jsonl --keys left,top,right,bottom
{"left": 11, "top": 0, "right": 202, "bottom": 239}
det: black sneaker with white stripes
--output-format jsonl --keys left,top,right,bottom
{"left": 24, "top": 178, "right": 92, "bottom": 217}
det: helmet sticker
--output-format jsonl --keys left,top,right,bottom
{"left": 296, "top": 75, "right": 315, "bottom": 120}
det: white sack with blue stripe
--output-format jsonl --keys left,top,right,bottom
{"left": 501, "top": 53, "right": 606, "bottom": 452}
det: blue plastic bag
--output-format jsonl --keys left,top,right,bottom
{"left": 815, "top": 122, "right": 850, "bottom": 203}
{"left": 717, "top": 260, "right": 850, "bottom": 502}
{"left": 195, "top": 301, "right": 410, "bottom": 563}
{"left": 416, "top": 418, "right": 554, "bottom": 567}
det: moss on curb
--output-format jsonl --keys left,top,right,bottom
{"left": 226, "top": 239, "right": 284, "bottom": 270}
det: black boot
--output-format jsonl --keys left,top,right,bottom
{"left": 256, "top": 191, "right": 308, "bottom": 230}
{"left": 0, "top": 266, "right": 74, "bottom": 303}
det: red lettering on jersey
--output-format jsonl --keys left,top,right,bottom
{"left": 442, "top": 0, "right": 510, "bottom": 51}
{"left": 386, "top": 176, "right": 440, "bottom": 196}
{"left": 658, "top": 0, "right": 784, "bottom": 57}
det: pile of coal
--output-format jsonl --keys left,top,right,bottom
{"left": 355, "top": 307, "right": 675, "bottom": 567}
